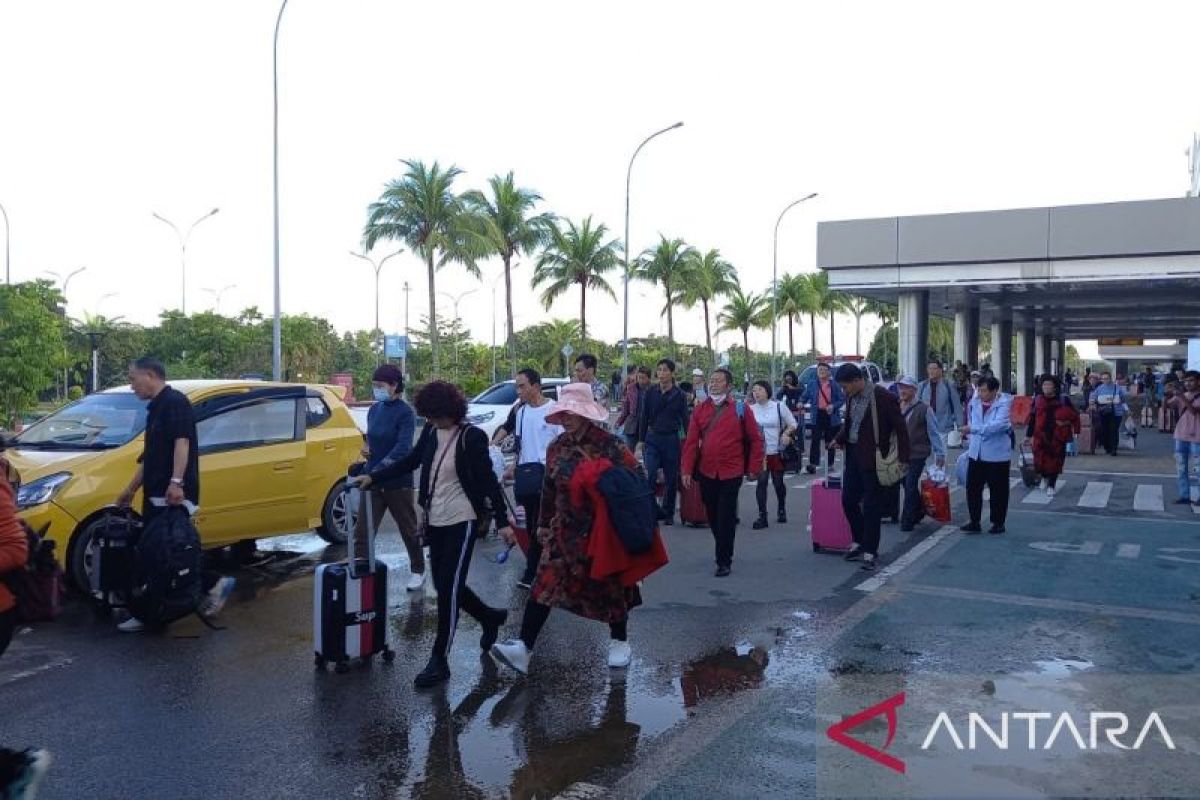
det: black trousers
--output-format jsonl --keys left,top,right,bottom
{"left": 426, "top": 520, "right": 496, "bottom": 658}
{"left": 842, "top": 456, "right": 884, "bottom": 555}
{"left": 756, "top": 468, "right": 786, "bottom": 516}
{"left": 700, "top": 476, "right": 743, "bottom": 567}
{"left": 966, "top": 458, "right": 1010, "bottom": 527}
{"left": 808, "top": 411, "right": 838, "bottom": 469}
{"left": 1099, "top": 412, "right": 1121, "bottom": 454}
{"left": 901, "top": 457, "right": 928, "bottom": 526}
{"left": 517, "top": 494, "right": 544, "bottom": 585}
{"left": 519, "top": 600, "right": 627, "bottom": 650}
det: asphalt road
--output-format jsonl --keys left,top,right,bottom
{"left": 3, "top": 429, "right": 1198, "bottom": 799}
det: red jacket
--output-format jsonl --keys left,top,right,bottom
{"left": 570, "top": 457, "right": 669, "bottom": 586}
{"left": 681, "top": 399, "right": 765, "bottom": 480}
{"left": 0, "top": 458, "right": 29, "bottom": 615}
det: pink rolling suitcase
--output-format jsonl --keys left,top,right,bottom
{"left": 810, "top": 455, "right": 854, "bottom": 553}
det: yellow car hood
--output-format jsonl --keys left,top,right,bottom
{"left": 4, "top": 446, "right": 112, "bottom": 483}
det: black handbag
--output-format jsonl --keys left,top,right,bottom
{"left": 512, "top": 406, "right": 546, "bottom": 499}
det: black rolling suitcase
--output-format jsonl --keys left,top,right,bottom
{"left": 90, "top": 512, "right": 140, "bottom": 609}
{"left": 314, "top": 482, "right": 394, "bottom": 673}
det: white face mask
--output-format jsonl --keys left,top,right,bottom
{"left": 372, "top": 387, "right": 391, "bottom": 402}
{"left": 709, "top": 393, "right": 728, "bottom": 404}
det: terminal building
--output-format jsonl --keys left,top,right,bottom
{"left": 817, "top": 196, "right": 1200, "bottom": 391}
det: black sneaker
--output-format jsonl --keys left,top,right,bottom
{"left": 662, "top": 516, "right": 674, "bottom": 527}
{"left": 843, "top": 546, "right": 864, "bottom": 562}
{"left": 752, "top": 515, "right": 768, "bottom": 530}
{"left": 959, "top": 523, "right": 982, "bottom": 534}
{"left": 860, "top": 554, "right": 877, "bottom": 571}
{"left": 777, "top": 510, "right": 787, "bottom": 524}
{"left": 899, "top": 524, "right": 914, "bottom": 533}
{"left": 988, "top": 524, "right": 1006, "bottom": 535}
{"left": 1175, "top": 498, "right": 1192, "bottom": 505}
{"left": 0, "top": 748, "right": 51, "bottom": 799}
{"left": 413, "top": 655, "right": 451, "bottom": 689}
{"left": 480, "top": 607, "right": 507, "bottom": 652}
{"left": 806, "top": 464, "right": 817, "bottom": 475}
{"left": 715, "top": 565, "right": 731, "bottom": 577}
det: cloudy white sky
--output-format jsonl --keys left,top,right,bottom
{"left": 3, "top": 0, "right": 1198, "bottom": 362}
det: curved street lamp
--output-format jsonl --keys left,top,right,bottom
{"left": 621, "top": 121, "right": 684, "bottom": 381}
{"left": 770, "top": 193, "right": 818, "bottom": 388}
{"left": 272, "top": 0, "right": 289, "bottom": 381}
{"left": 152, "top": 208, "right": 220, "bottom": 315}
{"left": 350, "top": 249, "right": 403, "bottom": 363}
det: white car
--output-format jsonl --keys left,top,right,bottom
{"left": 466, "top": 378, "right": 571, "bottom": 440}
{"left": 794, "top": 360, "right": 888, "bottom": 429}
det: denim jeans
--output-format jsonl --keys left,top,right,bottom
{"left": 1175, "top": 440, "right": 1199, "bottom": 502}
{"left": 644, "top": 432, "right": 681, "bottom": 519}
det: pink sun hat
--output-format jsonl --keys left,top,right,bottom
{"left": 546, "top": 382, "right": 610, "bottom": 425}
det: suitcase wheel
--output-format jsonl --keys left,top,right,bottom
{"left": 382, "top": 648, "right": 396, "bottom": 663}
{"left": 812, "top": 543, "right": 821, "bottom": 553}
{"left": 334, "top": 660, "right": 350, "bottom": 674}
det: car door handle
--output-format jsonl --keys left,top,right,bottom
{"left": 273, "top": 461, "right": 295, "bottom": 472}
{"left": 323, "top": 444, "right": 336, "bottom": 452}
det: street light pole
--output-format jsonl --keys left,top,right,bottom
{"left": 622, "top": 121, "right": 684, "bottom": 384}
{"left": 350, "top": 249, "right": 402, "bottom": 364}
{"left": 272, "top": 0, "right": 289, "bottom": 382}
{"left": 489, "top": 270, "right": 507, "bottom": 385}
{"left": 403, "top": 281, "right": 411, "bottom": 382}
{"left": 202, "top": 284, "right": 237, "bottom": 314}
{"left": 770, "top": 192, "right": 818, "bottom": 389}
{"left": 46, "top": 267, "right": 86, "bottom": 401}
{"left": 438, "top": 288, "right": 478, "bottom": 381}
{"left": 152, "top": 208, "right": 219, "bottom": 316}
{"left": 0, "top": 201, "right": 9, "bottom": 285}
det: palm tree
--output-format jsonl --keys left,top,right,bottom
{"left": 363, "top": 159, "right": 477, "bottom": 375}
{"left": 803, "top": 271, "right": 847, "bottom": 357}
{"left": 717, "top": 288, "right": 768, "bottom": 380}
{"left": 673, "top": 248, "right": 737, "bottom": 363}
{"left": 531, "top": 216, "right": 621, "bottom": 344}
{"left": 843, "top": 295, "right": 872, "bottom": 356}
{"left": 776, "top": 273, "right": 813, "bottom": 361}
{"left": 636, "top": 236, "right": 697, "bottom": 354}
{"left": 518, "top": 318, "right": 583, "bottom": 375}
{"left": 462, "top": 172, "right": 553, "bottom": 379}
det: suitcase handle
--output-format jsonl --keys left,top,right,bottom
{"left": 345, "top": 479, "right": 377, "bottom": 578}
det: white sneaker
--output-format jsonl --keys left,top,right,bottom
{"left": 405, "top": 572, "right": 426, "bottom": 592}
{"left": 117, "top": 617, "right": 145, "bottom": 633}
{"left": 607, "top": 640, "right": 632, "bottom": 668}
{"left": 199, "top": 576, "right": 236, "bottom": 618}
{"left": 1046, "top": 487, "right": 1056, "bottom": 500}
{"left": 491, "top": 639, "right": 530, "bottom": 674}
{"left": 1039, "top": 478, "right": 1049, "bottom": 492}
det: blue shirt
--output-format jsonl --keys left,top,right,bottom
{"left": 365, "top": 398, "right": 416, "bottom": 489}
{"left": 1091, "top": 384, "right": 1126, "bottom": 417}
{"left": 966, "top": 393, "right": 1014, "bottom": 463}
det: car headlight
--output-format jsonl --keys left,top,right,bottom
{"left": 467, "top": 411, "right": 495, "bottom": 424}
{"left": 16, "top": 472, "right": 72, "bottom": 510}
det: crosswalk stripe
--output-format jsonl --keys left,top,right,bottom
{"left": 1009, "top": 477, "right": 1023, "bottom": 489}
{"left": 1022, "top": 481, "right": 1065, "bottom": 505}
{"left": 1133, "top": 484, "right": 1164, "bottom": 512}
{"left": 1077, "top": 481, "right": 1113, "bottom": 509}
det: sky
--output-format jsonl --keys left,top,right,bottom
{"left": 3, "top": 0, "right": 1199, "bottom": 365}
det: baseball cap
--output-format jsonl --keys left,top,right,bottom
{"left": 895, "top": 375, "right": 918, "bottom": 389}
{"left": 692, "top": 368, "right": 704, "bottom": 376}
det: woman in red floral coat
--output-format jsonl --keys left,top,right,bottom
{"left": 1023, "top": 375, "right": 1080, "bottom": 499}
{"left": 491, "top": 383, "right": 667, "bottom": 676}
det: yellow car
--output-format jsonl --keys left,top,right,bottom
{"left": 5, "top": 380, "right": 363, "bottom": 588}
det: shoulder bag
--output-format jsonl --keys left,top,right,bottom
{"left": 869, "top": 388, "right": 907, "bottom": 487}
{"left": 513, "top": 405, "right": 547, "bottom": 500}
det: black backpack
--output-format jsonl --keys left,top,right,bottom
{"left": 129, "top": 509, "right": 207, "bottom": 628}
{"left": 595, "top": 465, "right": 656, "bottom": 555}
{"left": 2, "top": 521, "right": 62, "bottom": 623}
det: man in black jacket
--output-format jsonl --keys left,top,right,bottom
{"left": 357, "top": 381, "right": 513, "bottom": 689}
{"left": 636, "top": 358, "right": 689, "bottom": 525}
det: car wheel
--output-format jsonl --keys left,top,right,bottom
{"left": 67, "top": 514, "right": 117, "bottom": 592}
{"left": 316, "top": 483, "right": 353, "bottom": 545}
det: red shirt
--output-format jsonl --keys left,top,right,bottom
{"left": 682, "top": 399, "right": 766, "bottom": 480}
{"left": 0, "top": 460, "right": 29, "bottom": 614}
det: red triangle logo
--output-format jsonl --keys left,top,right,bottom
{"left": 825, "top": 691, "right": 906, "bottom": 774}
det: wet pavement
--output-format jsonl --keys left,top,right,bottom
{"left": 2, "top": 428, "right": 1198, "bottom": 798}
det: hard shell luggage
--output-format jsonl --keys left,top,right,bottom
{"left": 314, "top": 482, "right": 395, "bottom": 673}
{"left": 1019, "top": 443, "right": 1039, "bottom": 488}
{"left": 680, "top": 477, "right": 708, "bottom": 528}
{"left": 90, "top": 512, "right": 140, "bottom": 609}
{"left": 1076, "top": 422, "right": 1097, "bottom": 455}
{"left": 810, "top": 456, "right": 854, "bottom": 553}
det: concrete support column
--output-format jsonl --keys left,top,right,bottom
{"left": 954, "top": 306, "right": 981, "bottom": 368}
{"left": 898, "top": 290, "right": 929, "bottom": 382}
{"left": 991, "top": 319, "right": 1013, "bottom": 393}
{"left": 1035, "top": 334, "right": 1052, "bottom": 377}
{"left": 1017, "top": 327, "right": 1036, "bottom": 395}
{"left": 1055, "top": 337, "right": 1068, "bottom": 374}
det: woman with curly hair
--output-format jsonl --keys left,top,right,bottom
{"left": 357, "top": 380, "right": 513, "bottom": 689}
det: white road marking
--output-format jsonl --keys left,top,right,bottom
{"left": 1009, "top": 477, "right": 1024, "bottom": 489}
{"left": 1077, "top": 481, "right": 1113, "bottom": 509}
{"left": 855, "top": 525, "right": 957, "bottom": 593}
{"left": 1022, "top": 481, "right": 1064, "bottom": 505}
{"left": 1116, "top": 544, "right": 1142, "bottom": 559}
{"left": 1132, "top": 483, "right": 1164, "bottom": 512}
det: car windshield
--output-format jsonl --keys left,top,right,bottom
{"left": 10, "top": 392, "right": 147, "bottom": 449}
{"left": 472, "top": 383, "right": 518, "bottom": 406}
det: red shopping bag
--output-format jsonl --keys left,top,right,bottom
{"left": 1009, "top": 395, "right": 1033, "bottom": 425}
{"left": 920, "top": 479, "right": 951, "bottom": 523}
